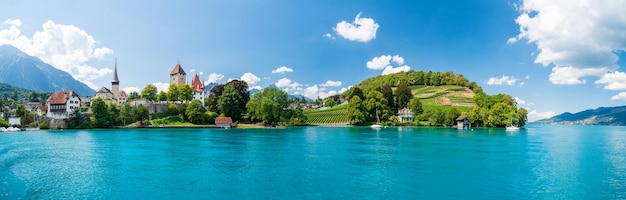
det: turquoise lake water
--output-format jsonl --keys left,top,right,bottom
{"left": 1, "top": 125, "right": 625, "bottom": 199}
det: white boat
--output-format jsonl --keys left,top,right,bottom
{"left": 371, "top": 108, "right": 382, "bottom": 129}
{"left": 505, "top": 112, "right": 519, "bottom": 131}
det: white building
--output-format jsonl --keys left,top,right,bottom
{"left": 46, "top": 91, "right": 81, "bottom": 119}
{"left": 190, "top": 73, "right": 205, "bottom": 102}
{"left": 94, "top": 61, "right": 127, "bottom": 105}
{"left": 397, "top": 107, "right": 414, "bottom": 123}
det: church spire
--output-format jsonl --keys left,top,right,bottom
{"left": 112, "top": 59, "right": 120, "bottom": 84}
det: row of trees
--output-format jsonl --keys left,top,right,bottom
{"left": 353, "top": 71, "right": 473, "bottom": 93}
{"left": 347, "top": 83, "right": 424, "bottom": 125}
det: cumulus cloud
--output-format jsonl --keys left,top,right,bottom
{"left": 321, "top": 80, "right": 342, "bottom": 87}
{"left": 206, "top": 73, "right": 225, "bottom": 83}
{"left": 611, "top": 92, "right": 626, "bottom": 101}
{"left": 514, "top": 96, "right": 526, "bottom": 105}
{"left": 323, "top": 33, "right": 336, "bottom": 40}
{"left": 392, "top": 55, "right": 405, "bottom": 65}
{"left": 366, "top": 55, "right": 392, "bottom": 70}
{"left": 486, "top": 76, "right": 519, "bottom": 86}
{"left": 595, "top": 71, "right": 626, "bottom": 91}
{"left": 0, "top": 19, "right": 114, "bottom": 89}
{"left": 122, "top": 87, "right": 141, "bottom": 94}
{"left": 509, "top": 0, "right": 626, "bottom": 84}
{"left": 303, "top": 85, "right": 337, "bottom": 99}
{"left": 382, "top": 65, "right": 411, "bottom": 75}
{"left": 528, "top": 110, "right": 557, "bottom": 122}
{"left": 271, "top": 66, "right": 293, "bottom": 74}
{"left": 366, "top": 55, "right": 411, "bottom": 75}
{"left": 548, "top": 66, "right": 608, "bottom": 85}
{"left": 240, "top": 72, "right": 261, "bottom": 91}
{"left": 152, "top": 82, "right": 170, "bottom": 92}
{"left": 275, "top": 78, "right": 300, "bottom": 88}
{"left": 333, "top": 13, "right": 379, "bottom": 42}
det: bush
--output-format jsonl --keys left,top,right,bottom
{"left": 40, "top": 119, "right": 50, "bottom": 129}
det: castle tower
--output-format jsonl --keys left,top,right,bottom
{"left": 170, "top": 63, "right": 187, "bottom": 85}
{"left": 190, "top": 73, "right": 205, "bottom": 102}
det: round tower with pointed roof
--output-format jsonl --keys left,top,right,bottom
{"left": 170, "top": 63, "right": 187, "bottom": 85}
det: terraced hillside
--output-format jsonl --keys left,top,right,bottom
{"left": 411, "top": 85, "right": 475, "bottom": 107}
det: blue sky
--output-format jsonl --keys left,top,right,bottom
{"left": 1, "top": 0, "right": 625, "bottom": 121}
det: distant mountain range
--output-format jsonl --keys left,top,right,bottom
{"left": 534, "top": 105, "right": 626, "bottom": 126}
{"left": 0, "top": 45, "right": 95, "bottom": 96}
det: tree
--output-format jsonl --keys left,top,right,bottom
{"left": 287, "top": 105, "right": 307, "bottom": 126}
{"left": 348, "top": 96, "right": 366, "bottom": 125}
{"left": 487, "top": 102, "right": 515, "bottom": 127}
{"left": 108, "top": 103, "right": 121, "bottom": 126}
{"left": 133, "top": 104, "right": 149, "bottom": 122}
{"left": 167, "top": 84, "right": 180, "bottom": 102}
{"left": 128, "top": 92, "right": 140, "bottom": 101}
{"left": 364, "top": 90, "right": 390, "bottom": 122}
{"left": 349, "top": 87, "right": 365, "bottom": 101}
{"left": 186, "top": 99, "right": 207, "bottom": 124}
{"left": 408, "top": 97, "right": 423, "bottom": 120}
{"left": 377, "top": 86, "right": 395, "bottom": 114}
{"left": 91, "top": 98, "right": 112, "bottom": 128}
{"left": 325, "top": 98, "right": 338, "bottom": 107}
{"left": 167, "top": 104, "right": 178, "bottom": 116}
{"left": 207, "top": 84, "right": 225, "bottom": 112}
{"left": 67, "top": 108, "right": 92, "bottom": 129}
{"left": 444, "top": 108, "right": 461, "bottom": 127}
{"left": 517, "top": 108, "right": 528, "bottom": 127}
{"left": 218, "top": 85, "right": 243, "bottom": 121}
{"left": 120, "top": 103, "right": 133, "bottom": 125}
{"left": 0, "top": 118, "right": 9, "bottom": 128}
{"left": 395, "top": 83, "right": 413, "bottom": 110}
{"left": 15, "top": 104, "right": 26, "bottom": 117}
{"left": 141, "top": 84, "right": 158, "bottom": 102}
{"left": 177, "top": 103, "right": 188, "bottom": 121}
{"left": 178, "top": 84, "right": 193, "bottom": 102}
{"left": 226, "top": 80, "right": 250, "bottom": 114}
{"left": 246, "top": 87, "right": 289, "bottom": 126}
{"left": 157, "top": 91, "right": 168, "bottom": 102}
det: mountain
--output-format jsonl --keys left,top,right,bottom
{"left": 0, "top": 45, "right": 95, "bottom": 96}
{"left": 534, "top": 105, "right": 626, "bottom": 126}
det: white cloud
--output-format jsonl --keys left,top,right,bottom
{"left": 333, "top": 13, "right": 379, "bottom": 42}
{"left": 339, "top": 87, "right": 349, "bottom": 94}
{"left": 271, "top": 66, "right": 293, "bottom": 74}
{"left": 303, "top": 85, "right": 336, "bottom": 99}
{"left": 510, "top": 0, "right": 626, "bottom": 84}
{"left": 321, "top": 80, "right": 342, "bottom": 87}
{"left": 250, "top": 85, "right": 262, "bottom": 91}
{"left": 0, "top": 19, "right": 114, "bottom": 89}
{"left": 392, "top": 55, "right": 405, "bottom": 65}
{"left": 240, "top": 72, "right": 261, "bottom": 91}
{"left": 514, "top": 96, "right": 526, "bottom": 105}
{"left": 528, "top": 110, "right": 557, "bottom": 122}
{"left": 595, "top": 71, "right": 626, "bottom": 90}
{"left": 206, "top": 73, "right": 225, "bottom": 83}
{"left": 382, "top": 65, "right": 411, "bottom": 75}
{"left": 366, "top": 55, "right": 392, "bottom": 70}
{"left": 323, "top": 33, "right": 336, "bottom": 40}
{"left": 548, "top": 66, "right": 608, "bottom": 85}
{"left": 366, "top": 55, "right": 411, "bottom": 75}
{"left": 486, "top": 76, "right": 519, "bottom": 86}
{"left": 275, "top": 78, "right": 300, "bottom": 88}
{"left": 3, "top": 19, "right": 21, "bottom": 26}
{"left": 152, "top": 82, "right": 170, "bottom": 93}
{"left": 611, "top": 92, "right": 626, "bottom": 101}
{"left": 122, "top": 87, "right": 141, "bottom": 94}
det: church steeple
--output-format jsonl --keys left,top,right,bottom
{"left": 112, "top": 59, "right": 120, "bottom": 85}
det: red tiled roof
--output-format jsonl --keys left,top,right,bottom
{"left": 170, "top": 64, "right": 186, "bottom": 75}
{"left": 397, "top": 107, "right": 413, "bottom": 115}
{"left": 37, "top": 105, "right": 48, "bottom": 112}
{"left": 456, "top": 115, "right": 469, "bottom": 121}
{"left": 190, "top": 74, "right": 205, "bottom": 92}
{"left": 47, "top": 91, "right": 79, "bottom": 105}
{"left": 215, "top": 117, "right": 233, "bottom": 125}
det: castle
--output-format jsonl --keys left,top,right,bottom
{"left": 170, "top": 63, "right": 205, "bottom": 102}
{"left": 94, "top": 61, "right": 127, "bottom": 105}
